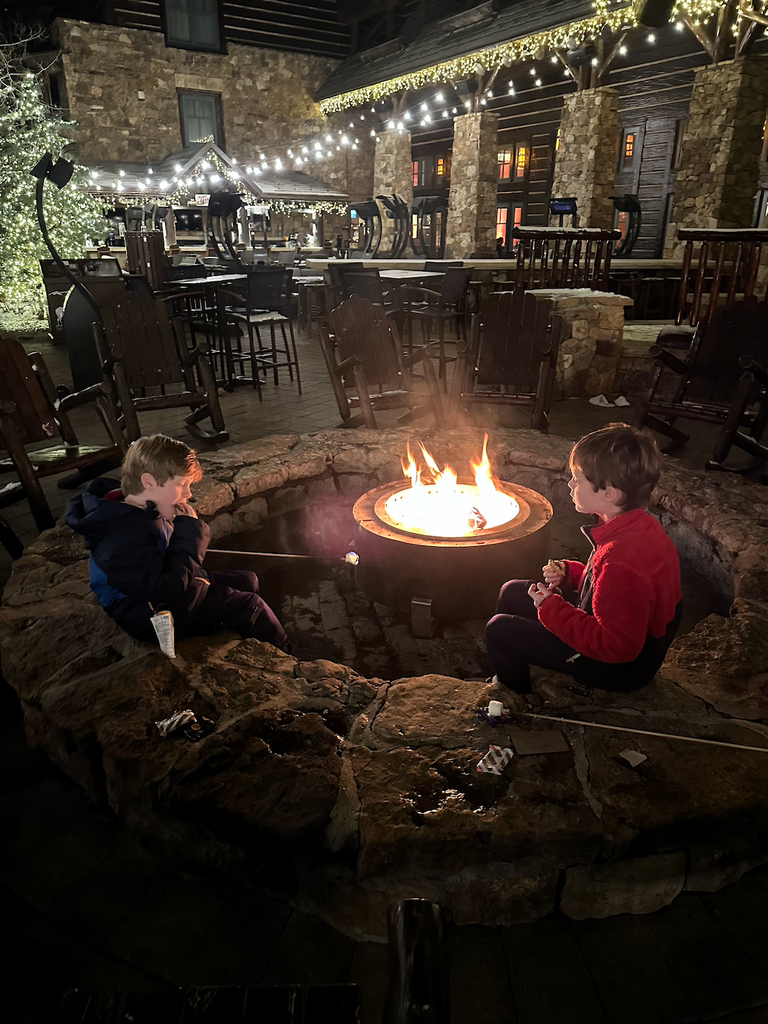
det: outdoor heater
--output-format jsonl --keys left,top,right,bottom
{"left": 352, "top": 439, "right": 552, "bottom": 634}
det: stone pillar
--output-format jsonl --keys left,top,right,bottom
{"left": 664, "top": 56, "right": 768, "bottom": 255}
{"left": 550, "top": 88, "right": 619, "bottom": 229}
{"left": 444, "top": 111, "right": 499, "bottom": 259}
{"left": 373, "top": 129, "right": 413, "bottom": 254}
{"left": 530, "top": 289, "right": 633, "bottom": 398}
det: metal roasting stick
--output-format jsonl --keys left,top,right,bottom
{"left": 516, "top": 710, "right": 768, "bottom": 755}
{"left": 207, "top": 549, "right": 360, "bottom": 564}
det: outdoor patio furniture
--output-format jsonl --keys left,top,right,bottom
{"left": 402, "top": 267, "right": 473, "bottom": 385}
{"left": 510, "top": 227, "right": 621, "bottom": 291}
{"left": 655, "top": 228, "right": 768, "bottom": 350}
{"left": 93, "top": 287, "right": 229, "bottom": 444}
{"left": 634, "top": 296, "right": 768, "bottom": 468}
{"left": 223, "top": 268, "right": 301, "bottom": 393}
{"left": 449, "top": 290, "right": 562, "bottom": 432}
{"left": 319, "top": 294, "right": 444, "bottom": 429}
{"left": 0, "top": 335, "right": 127, "bottom": 533}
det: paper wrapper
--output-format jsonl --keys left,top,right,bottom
{"left": 155, "top": 708, "right": 195, "bottom": 738}
{"left": 477, "top": 745, "right": 514, "bottom": 775}
{"left": 151, "top": 609, "right": 176, "bottom": 658}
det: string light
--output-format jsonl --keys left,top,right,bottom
{"left": 318, "top": 0, "right": 722, "bottom": 112}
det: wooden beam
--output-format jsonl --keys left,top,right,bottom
{"left": 739, "top": 1, "right": 768, "bottom": 26}
{"left": 556, "top": 50, "right": 578, "bottom": 85}
{"left": 679, "top": 10, "right": 716, "bottom": 59}
{"left": 597, "top": 30, "right": 628, "bottom": 81}
{"left": 737, "top": 16, "right": 759, "bottom": 55}
{"left": 714, "top": 0, "right": 739, "bottom": 61}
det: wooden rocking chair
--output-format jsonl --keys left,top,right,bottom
{"left": 449, "top": 291, "right": 562, "bottom": 432}
{"left": 633, "top": 296, "right": 768, "bottom": 469}
{"left": 0, "top": 335, "right": 127, "bottom": 535}
{"left": 93, "top": 288, "right": 228, "bottom": 444}
{"left": 319, "top": 294, "right": 444, "bottom": 429}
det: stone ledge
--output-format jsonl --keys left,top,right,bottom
{"left": 2, "top": 427, "right": 768, "bottom": 938}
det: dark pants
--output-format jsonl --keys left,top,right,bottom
{"left": 188, "top": 569, "right": 290, "bottom": 652}
{"left": 485, "top": 579, "right": 669, "bottom": 694}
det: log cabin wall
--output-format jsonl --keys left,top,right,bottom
{"left": 412, "top": 31, "right": 768, "bottom": 257}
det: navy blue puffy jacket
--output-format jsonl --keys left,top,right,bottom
{"left": 65, "top": 477, "right": 211, "bottom": 641}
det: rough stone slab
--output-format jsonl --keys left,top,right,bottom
{"left": 561, "top": 852, "right": 687, "bottom": 919}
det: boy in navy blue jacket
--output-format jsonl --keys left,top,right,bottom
{"left": 66, "top": 434, "right": 290, "bottom": 651}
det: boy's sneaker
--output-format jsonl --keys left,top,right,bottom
{"left": 485, "top": 673, "right": 532, "bottom": 695}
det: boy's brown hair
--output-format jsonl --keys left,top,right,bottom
{"left": 570, "top": 422, "right": 661, "bottom": 511}
{"left": 121, "top": 434, "right": 202, "bottom": 495}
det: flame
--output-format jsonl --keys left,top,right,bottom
{"left": 384, "top": 435, "right": 519, "bottom": 538}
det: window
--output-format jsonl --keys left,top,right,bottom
{"left": 412, "top": 213, "right": 419, "bottom": 239}
{"left": 496, "top": 207, "right": 508, "bottom": 244}
{"left": 496, "top": 205, "right": 524, "bottom": 247}
{"left": 514, "top": 145, "right": 528, "bottom": 180}
{"left": 498, "top": 150, "right": 512, "bottom": 180}
{"left": 165, "top": 0, "right": 222, "bottom": 51}
{"left": 615, "top": 209, "right": 629, "bottom": 245}
{"left": 412, "top": 161, "right": 419, "bottom": 188}
{"left": 622, "top": 132, "right": 636, "bottom": 168}
{"left": 179, "top": 91, "right": 223, "bottom": 147}
{"left": 436, "top": 157, "right": 445, "bottom": 178}
{"left": 555, "top": 128, "right": 561, "bottom": 152}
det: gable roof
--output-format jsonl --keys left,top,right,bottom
{"left": 81, "top": 142, "right": 347, "bottom": 204}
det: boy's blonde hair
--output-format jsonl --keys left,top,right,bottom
{"left": 570, "top": 422, "right": 661, "bottom": 511}
{"left": 121, "top": 434, "right": 202, "bottom": 495}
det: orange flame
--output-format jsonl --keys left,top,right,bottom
{"left": 386, "top": 435, "right": 519, "bottom": 538}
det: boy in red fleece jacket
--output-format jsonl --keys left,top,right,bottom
{"left": 485, "top": 423, "right": 681, "bottom": 694}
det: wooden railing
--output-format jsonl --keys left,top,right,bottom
{"left": 675, "top": 228, "right": 768, "bottom": 326}
{"left": 510, "top": 227, "right": 621, "bottom": 291}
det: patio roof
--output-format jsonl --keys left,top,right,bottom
{"left": 315, "top": 0, "right": 721, "bottom": 111}
{"left": 81, "top": 142, "right": 348, "bottom": 206}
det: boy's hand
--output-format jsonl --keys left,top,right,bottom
{"left": 528, "top": 581, "right": 556, "bottom": 609}
{"left": 173, "top": 502, "right": 198, "bottom": 519}
{"left": 542, "top": 559, "right": 565, "bottom": 586}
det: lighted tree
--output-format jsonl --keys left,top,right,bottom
{"left": 0, "top": 48, "right": 105, "bottom": 331}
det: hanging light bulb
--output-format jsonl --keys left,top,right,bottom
{"left": 174, "top": 163, "right": 182, "bottom": 172}
{"left": 404, "top": 111, "right": 411, "bottom": 120}
{"left": 529, "top": 67, "right": 537, "bottom": 76}
{"left": 119, "top": 169, "right": 125, "bottom": 176}
{"left": 360, "top": 114, "right": 365, "bottom": 120}
{"left": 452, "top": 107, "right": 457, "bottom": 113}
{"left": 647, "top": 33, "right": 656, "bottom": 42}
{"left": 619, "top": 44, "right": 627, "bottom": 55}
{"left": 535, "top": 78, "right": 542, "bottom": 86}
{"left": 435, "top": 91, "right": 444, "bottom": 101}
{"left": 370, "top": 128, "right": 376, "bottom": 136}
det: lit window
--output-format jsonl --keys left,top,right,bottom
{"left": 436, "top": 157, "right": 445, "bottom": 177}
{"left": 616, "top": 209, "right": 629, "bottom": 243}
{"left": 165, "top": 0, "right": 221, "bottom": 51}
{"left": 623, "top": 132, "right": 636, "bottom": 167}
{"left": 555, "top": 128, "right": 561, "bottom": 152}
{"left": 514, "top": 145, "right": 528, "bottom": 180}
{"left": 512, "top": 205, "right": 523, "bottom": 230}
{"left": 496, "top": 207, "right": 508, "bottom": 243}
{"left": 412, "top": 213, "right": 419, "bottom": 239}
{"left": 497, "top": 150, "right": 512, "bottom": 180}
{"left": 412, "top": 160, "right": 419, "bottom": 188}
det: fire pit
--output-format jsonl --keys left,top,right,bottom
{"left": 352, "top": 438, "right": 553, "bottom": 623}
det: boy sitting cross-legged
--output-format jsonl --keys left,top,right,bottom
{"left": 66, "top": 433, "right": 290, "bottom": 652}
{"left": 485, "top": 423, "right": 681, "bottom": 694}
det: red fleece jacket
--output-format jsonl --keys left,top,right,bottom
{"left": 537, "top": 507, "right": 681, "bottom": 663}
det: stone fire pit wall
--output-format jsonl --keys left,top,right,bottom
{"left": 2, "top": 427, "right": 768, "bottom": 941}
{"left": 530, "top": 289, "right": 632, "bottom": 400}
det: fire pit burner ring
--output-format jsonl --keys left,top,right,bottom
{"left": 353, "top": 479, "right": 553, "bottom": 620}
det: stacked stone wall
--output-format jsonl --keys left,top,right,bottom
{"left": 373, "top": 129, "right": 413, "bottom": 253}
{"left": 665, "top": 56, "right": 768, "bottom": 254}
{"left": 53, "top": 18, "right": 335, "bottom": 170}
{"left": 445, "top": 111, "right": 499, "bottom": 258}
{"left": 550, "top": 88, "right": 618, "bottom": 230}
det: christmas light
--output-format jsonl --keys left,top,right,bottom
{"left": 318, "top": 0, "right": 722, "bottom": 112}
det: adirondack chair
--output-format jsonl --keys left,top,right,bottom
{"left": 0, "top": 335, "right": 126, "bottom": 534}
{"left": 319, "top": 294, "right": 444, "bottom": 429}
{"left": 449, "top": 290, "right": 562, "bottom": 432}
{"left": 93, "top": 287, "right": 228, "bottom": 444}
{"left": 634, "top": 296, "right": 768, "bottom": 467}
